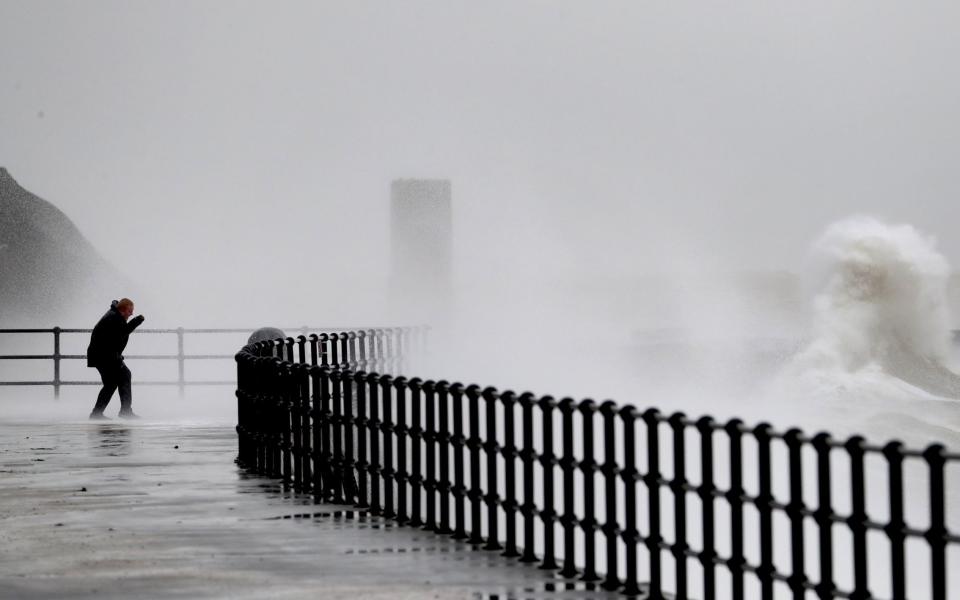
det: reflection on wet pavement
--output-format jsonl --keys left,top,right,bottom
{"left": 89, "top": 424, "right": 132, "bottom": 457}
{"left": 0, "top": 422, "right": 626, "bottom": 599}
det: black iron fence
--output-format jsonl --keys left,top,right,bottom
{"left": 236, "top": 335, "right": 959, "bottom": 600}
{"left": 0, "top": 326, "right": 424, "bottom": 397}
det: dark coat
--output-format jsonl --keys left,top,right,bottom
{"left": 86, "top": 300, "right": 144, "bottom": 367}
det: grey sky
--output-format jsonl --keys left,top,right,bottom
{"left": 2, "top": 1, "right": 959, "bottom": 324}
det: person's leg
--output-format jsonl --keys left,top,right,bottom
{"left": 91, "top": 365, "right": 119, "bottom": 417}
{"left": 117, "top": 363, "right": 134, "bottom": 415}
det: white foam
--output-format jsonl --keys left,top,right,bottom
{"left": 769, "top": 217, "right": 960, "bottom": 443}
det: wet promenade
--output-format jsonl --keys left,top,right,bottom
{"left": 0, "top": 420, "right": 623, "bottom": 600}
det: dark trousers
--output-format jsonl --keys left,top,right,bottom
{"left": 91, "top": 361, "right": 132, "bottom": 415}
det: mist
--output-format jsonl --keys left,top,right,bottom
{"left": 3, "top": 2, "right": 960, "bottom": 429}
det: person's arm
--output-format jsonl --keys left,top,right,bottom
{"left": 127, "top": 315, "right": 145, "bottom": 332}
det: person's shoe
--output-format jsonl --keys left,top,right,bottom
{"left": 89, "top": 413, "right": 110, "bottom": 420}
{"left": 118, "top": 411, "right": 141, "bottom": 419}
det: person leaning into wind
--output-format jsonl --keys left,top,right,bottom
{"left": 86, "top": 298, "right": 145, "bottom": 420}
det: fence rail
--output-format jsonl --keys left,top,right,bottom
{"left": 0, "top": 326, "right": 425, "bottom": 397}
{"left": 236, "top": 334, "right": 958, "bottom": 600}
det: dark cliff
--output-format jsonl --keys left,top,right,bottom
{"left": 0, "top": 168, "right": 128, "bottom": 324}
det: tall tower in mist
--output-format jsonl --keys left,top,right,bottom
{"left": 390, "top": 179, "right": 452, "bottom": 321}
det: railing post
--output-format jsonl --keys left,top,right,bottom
{"left": 330, "top": 368, "right": 345, "bottom": 503}
{"left": 539, "top": 395, "right": 558, "bottom": 570}
{"left": 366, "top": 373, "right": 382, "bottom": 515}
{"left": 726, "top": 419, "right": 746, "bottom": 600}
{"left": 643, "top": 409, "right": 664, "bottom": 599}
{"left": 812, "top": 433, "right": 836, "bottom": 600}
{"left": 883, "top": 441, "right": 906, "bottom": 600}
{"left": 52, "top": 327, "right": 61, "bottom": 399}
{"left": 283, "top": 363, "right": 295, "bottom": 484}
{"left": 319, "top": 334, "right": 330, "bottom": 367}
{"left": 330, "top": 333, "right": 340, "bottom": 367}
{"left": 394, "top": 376, "right": 409, "bottom": 525}
{"left": 756, "top": 423, "right": 775, "bottom": 600}
{"left": 466, "top": 384, "right": 483, "bottom": 544}
{"left": 450, "top": 383, "right": 467, "bottom": 540}
{"left": 348, "top": 332, "right": 358, "bottom": 370}
{"left": 289, "top": 363, "right": 302, "bottom": 489}
{"left": 423, "top": 380, "right": 438, "bottom": 531}
{"left": 177, "top": 327, "right": 185, "bottom": 397}
{"left": 271, "top": 359, "right": 284, "bottom": 478}
{"left": 309, "top": 334, "right": 319, "bottom": 366}
{"left": 372, "top": 329, "right": 384, "bottom": 372}
{"left": 436, "top": 381, "right": 453, "bottom": 534}
{"left": 380, "top": 374, "right": 396, "bottom": 519}
{"left": 669, "top": 413, "right": 689, "bottom": 598}
{"left": 341, "top": 368, "right": 357, "bottom": 504}
{"left": 620, "top": 406, "right": 641, "bottom": 596}
{"left": 601, "top": 401, "right": 621, "bottom": 591}
{"left": 785, "top": 429, "right": 807, "bottom": 600}
{"left": 501, "top": 391, "right": 520, "bottom": 558}
{"left": 580, "top": 400, "right": 599, "bottom": 582}
{"left": 354, "top": 371, "right": 369, "bottom": 508}
{"left": 317, "top": 366, "right": 333, "bottom": 502}
{"left": 696, "top": 416, "right": 717, "bottom": 600}
{"left": 409, "top": 378, "right": 424, "bottom": 527}
{"left": 297, "top": 364, "right": 312, "bottom": 492}
{"left": 519, "top": 392, "right": 538, "bottom": 563}
{"left": 559, "top": 398, "right": 578, "bottom": 578}
{"left": 235, "top": 350, "right": 247, "bottom": 464}
{"left": 339, "top": 332, "right": 349, "bottom": 369}
{"left": 357, "top": 331, "right": 368, "bottom": 371}
{"left": 297, "top": 335, "right": 307, "bottom": 364}
{"left": 310, "top": 366, "right": 324, "bottom": 500}
{"left": 925, "top": 444, "right": 947, "bottom": 600}
{"left": 846, "top": 436, "right": 870, "bottom": 600}
{"left": 483, "top": 387, "right": 502, "bottom": 551}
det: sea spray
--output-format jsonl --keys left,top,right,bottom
{"left": 799, "top": 216, "right": 952, "bottom": 373}
{"left": 769, "top": 217, "right": 960, "bottom": 446}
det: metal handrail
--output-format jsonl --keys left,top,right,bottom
{"left": 0, "top": 326, "right": 421, "bottom": 397}
{"left": 236, "top": 340, "right": 958, "bottom": 600}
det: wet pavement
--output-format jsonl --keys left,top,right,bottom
{"left": 0, "top": 420, "right": 624, "bottom": 599}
